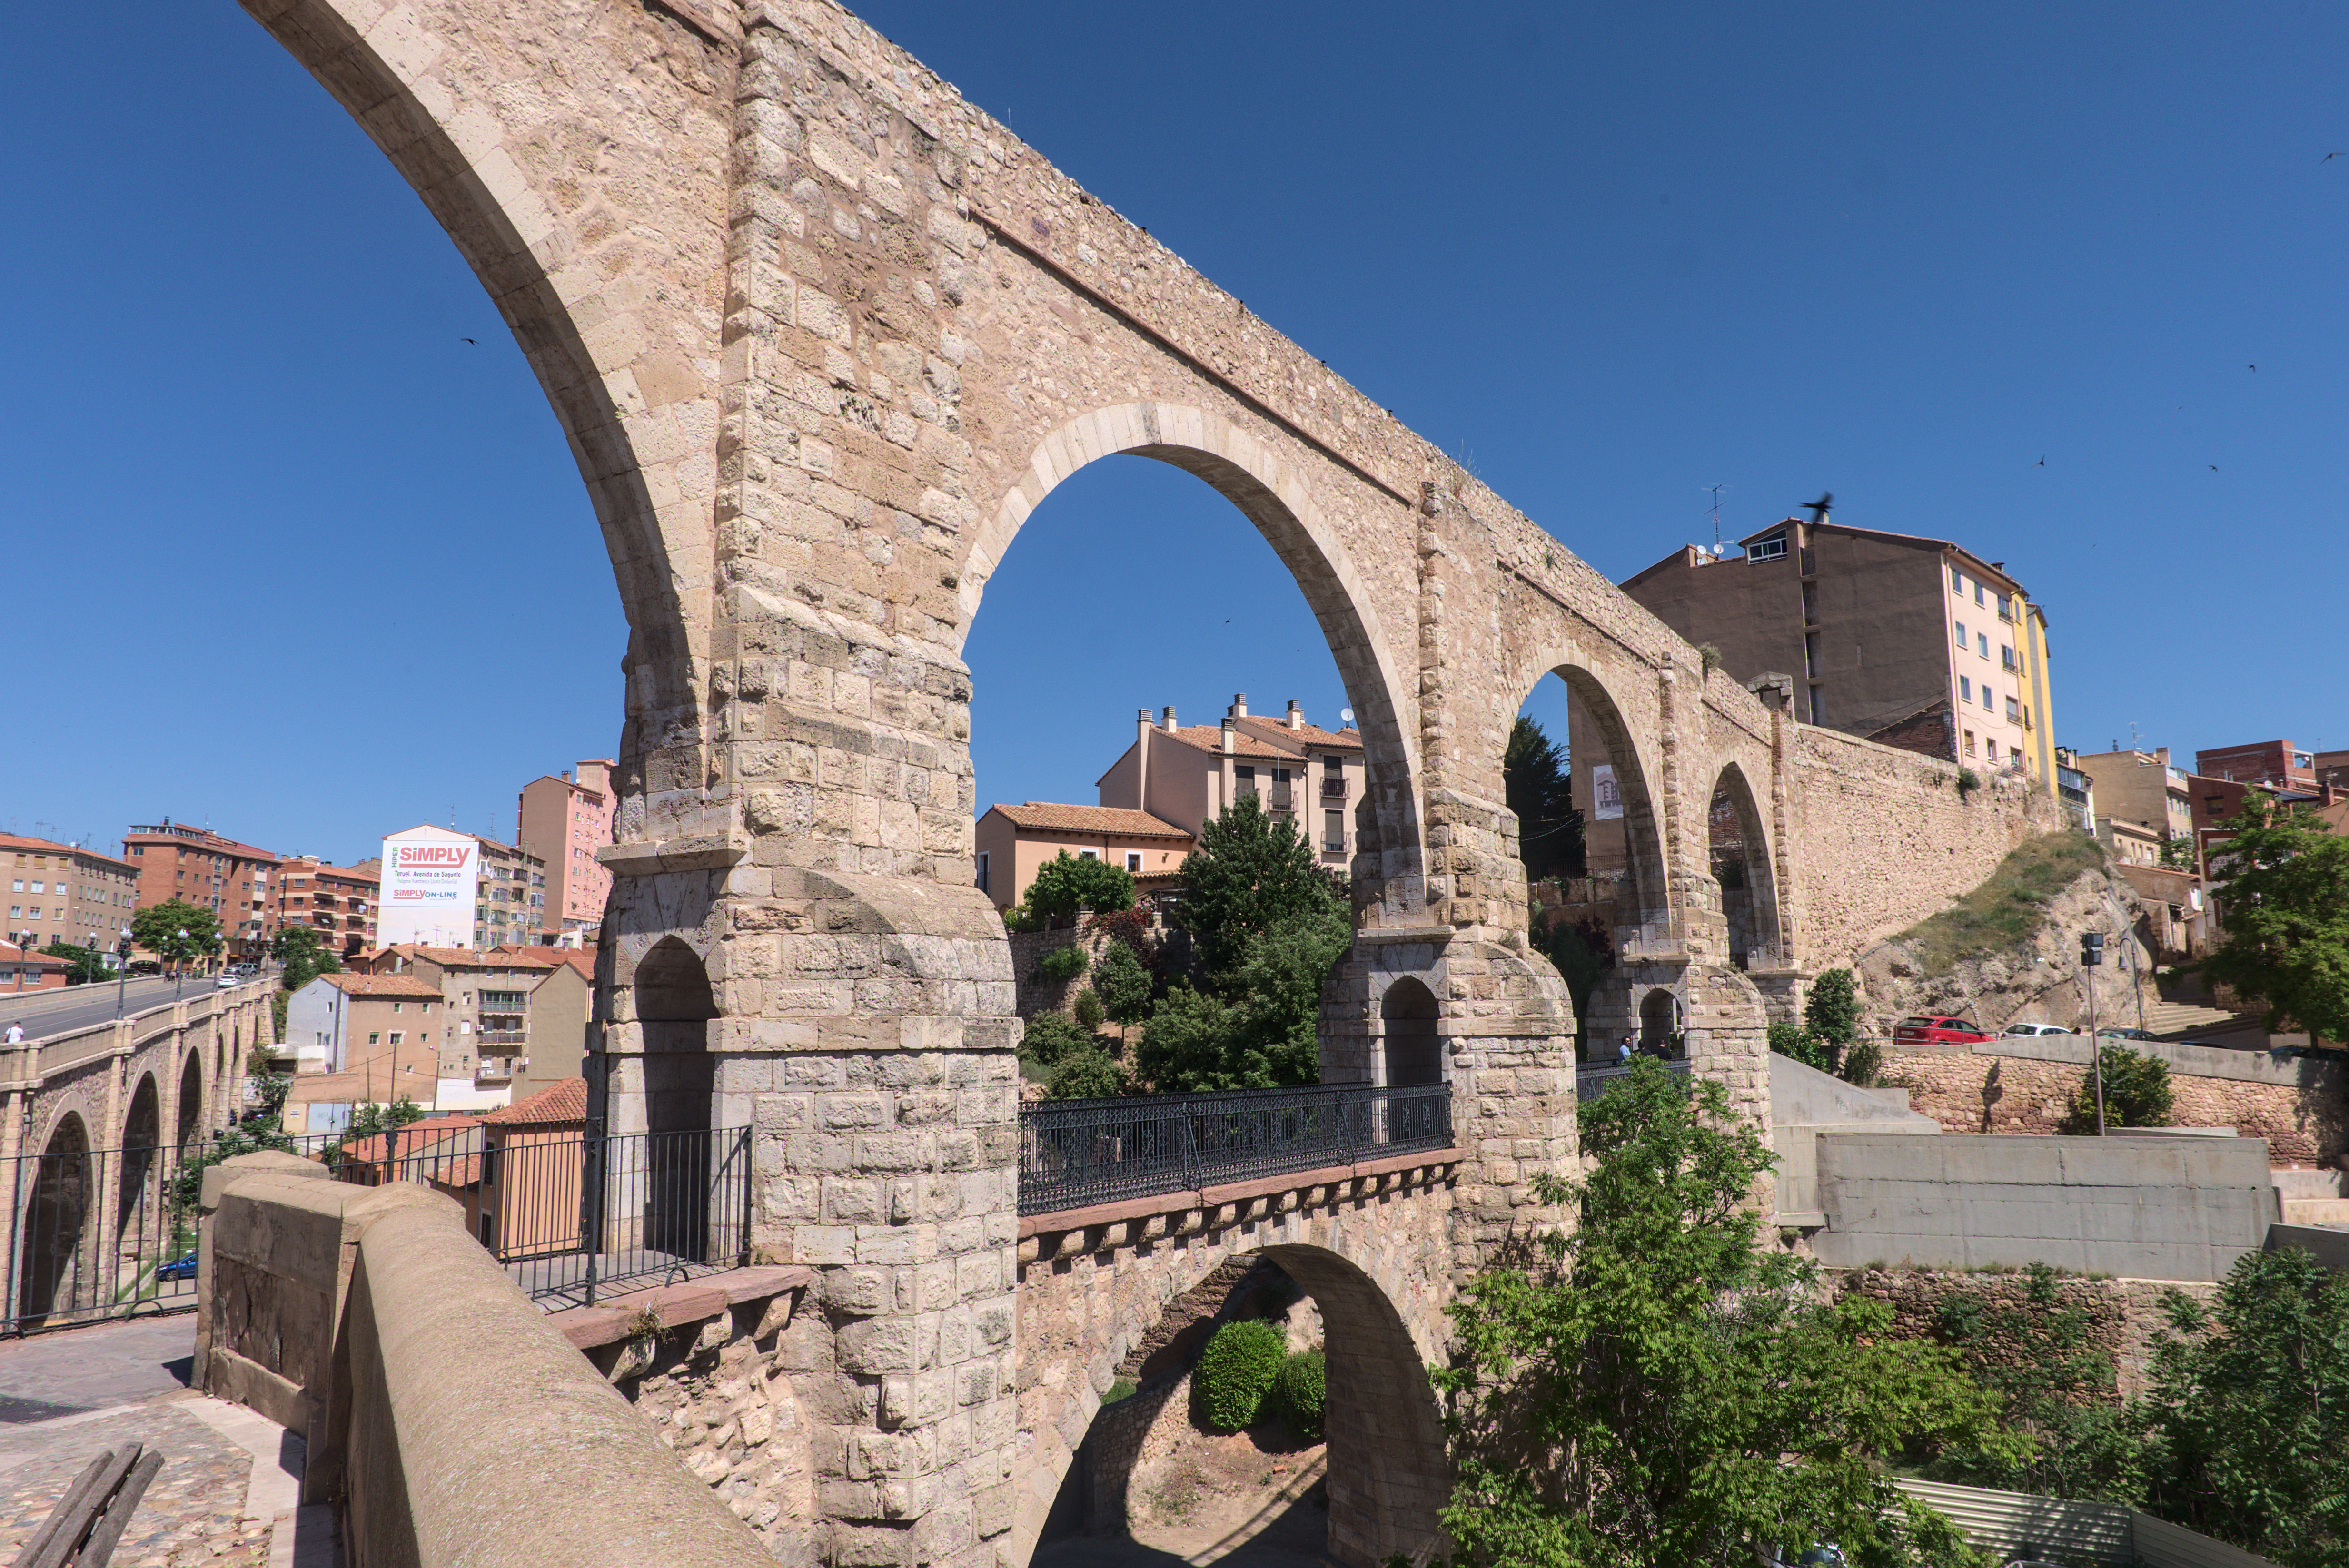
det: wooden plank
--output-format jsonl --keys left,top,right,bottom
{"left": 9, "top": 1451, "right": 110, "bottom": 1568}
{"left": 77, "top": 1447, "right": 165, "bottom": 1568}
{"left": 22, "top": 1442, "right": 139, "bottom": 1568}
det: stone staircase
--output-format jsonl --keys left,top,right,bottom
{"left": 2141, "top": 998, "right": 2249, "bottom": 1038}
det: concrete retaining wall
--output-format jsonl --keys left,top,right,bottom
{"left": 1812, "top": 1132, "right": 2279, "bottom": 1280}
{"left": 196, "top": 1154, "right": 777, "bottom": 1568}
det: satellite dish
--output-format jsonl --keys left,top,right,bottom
{"left": 1340, "top": 708, "right": 1354, "bottom": 724}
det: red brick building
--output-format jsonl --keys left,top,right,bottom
{"left": 121, "top": 820, "right": 282, "bottom": 966}
{"left": 274, "top": 857, "right": 382, "bottom": 958}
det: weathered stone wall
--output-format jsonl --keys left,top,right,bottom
{"left": 1787, "top": 727, "right": 2061, "bottom": 975}
{"left": 1838, "top": 1266, "right": 2220, "bottom": 1402}
{"left": 1883, "top": 1041, "right": 2349, "bottom": 1161}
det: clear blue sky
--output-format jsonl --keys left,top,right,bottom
{"left": 4, "top": 3, "right": 2343, "bottom": 866}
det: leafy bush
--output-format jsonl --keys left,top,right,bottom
{"left": 1193, "top": 1319, "right": 1288, "bottom": 1431}
{"left": 2066, "top": 1043, "right": 2173, "bottom": 1131}
{"left": 1095, "top": 939, "right": 1155, "bottom": 1025}
{"left": 1027, "top": 852, "right": 1136, "bottom": 924}
{"left": 1768, "top": 1020, "right": 1829, "bottom": 1072}
{"left": 1955, "top": 767, "right": 1982, "bottom": 800}
{"left": 1021, "top": 1012, "right": 1090, "bottom": 1068}
{"left": 1840, "top": 1037, "right": 1883, "bottom": 1087}
{"left": 1804, "top": 969, "right": 1861, "bottom": 1056}
{"left": 1072, "top": 987, "right": 1105, "bottom": 1031}
{"left": 1047, "top": 1046, "right": 1127, "bottom": 1100}
{"left": 1034, "top": 942, "right": 1089, "bottom": 985}
{"left": 1271, "top": 1349, "right": 1326, "bottom": 1441}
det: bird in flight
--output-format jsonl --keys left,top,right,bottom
{"left": 2210, "top": 464, "right": 2219, "bottom": 472}
{"left": 1800, "top": 492, "right": 1833, "bottom": 522}
{"left": 461, "top": 337, "right": 477, "bottom": 345}
{"left": 2327, "top": 152, "right": 2346, "bottom": 161}
{"left": 2034, "top": 456, "right": 2045, "bottom": 467}
{"left": 2248, "top": 363, "right": 2257, "bottom": 372}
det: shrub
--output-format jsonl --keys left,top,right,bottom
{"left": 2066, "top": 1042, "right": 2173, "bottom": 1131}
{"left": 1193, "top": 1319, "right": 1288, "bottom": 1431}
{"left": 1034, "top": 942, "right": 1089, "bottom": 985}
{"left": 1271, "top": 1349, "right": 1326, "bottom": 1441}
{"left": 1840, "top": 1037, "right": 1883, "bottom": 1087}
{"left": 1804, "top": 969, "right": 1861, "bottom": 1058}
{"left": 1956, "top": 767, "right": 1982, "bottom": 800}
{"left": 1047, "top": 1046, "right": 1127, "bottom": 1100}
{"left": 1072, "top": 987, "right": 1105, "bottom": 1031}
{"left": 1028, "top": 852, "right": 1136, "bottom": 924}
{"left": 1021, "top": 1012, "right": 1090, "bottom": 1068}
{"left": 1768, "top": 1020, "right": 1829, "bottom": 1072}
{"left": 1095, "top": 938, "right": 1156, "bottom": 1025}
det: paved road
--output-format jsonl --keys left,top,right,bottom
{"left": 0, "top": 977, "right": 238, "bottom": 1042}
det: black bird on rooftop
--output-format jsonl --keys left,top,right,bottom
{"left": 1800, "top": 493, "right": 1833, "bottom": 523}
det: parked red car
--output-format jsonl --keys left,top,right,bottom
{"left": 1892, "top": 1015, "right": 1992, "bottom": 1046}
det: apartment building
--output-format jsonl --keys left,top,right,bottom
{"left": 1618, "top": 517, "right": 2058, "bottom": 785}
{"left": 516, "top": 759, "right": 615, "bottom": 944}
{"left": 121, "top": 820, "right": 283, "bottom": 964}
{"left": 474, "top": 836, "right": 549, "bottom": 949}
{"left": 0, "top": 939, "right": 70, "bottom": 991}
{"left": 352, "top": 944, "right": 587, "bottom": 1106}
{"left": 281, "top": 970, "right": 445, "bottom": 1076}
{"left": 2075, "top": 749, "right": 2196, "bottom": 848}
{"left": 274, "top": 857, "right": 381, "bottom": 958}
{"left": 3, "top": 834, "right": 143, "bottom": 953}
{"left": 974, "top": 695, "right": 1366, "bottom": 914}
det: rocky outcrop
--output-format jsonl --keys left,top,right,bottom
{"left": 1854, "top": 862, "right": 2153, "bottom": 1034}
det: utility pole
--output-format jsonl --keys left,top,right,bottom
{"left": 2081, "top": 931, "right": 2107, "bottom": 1134}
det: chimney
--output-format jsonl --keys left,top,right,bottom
{"left": 1136, "top": 709, "right": 1154, "bottom": 810}
{"left": 1161, "top": 705, "right": 1178, "bottom": 733}
{"left": 1220, "top": 718, "right": 1236, "bottom": 754}
{"left": 1229, "top": 693, "right": 1248, "bottom": 719}
{"left": 1286, "top": 699, "right": 1303, "bottom": 731}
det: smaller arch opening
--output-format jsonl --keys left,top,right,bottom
{"left": 633, "top": 937, "right": 718, "bottom": 1263}
{"left": 19, "top": 1113, "right": 91, "bottom": 1324}
{"left": 1638, "top": 989, "right": 1680, "bottom": 1053}
{"left": 1378, "top": 977, "right": 1442, "bottom": 1087}
{"left": 1707, "top": 765, "right": 1781, "bottom": 969}
{"left": 118, "top": 1075, "right": 162, "bottom": 1247}
{"left": 175, "top": 1050, "right": 205, "bottom": 1156}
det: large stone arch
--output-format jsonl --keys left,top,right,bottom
{"left": 176, "top": 1045, "right": 206, "bottom": 1156}
{"left": 1707, "top": 760, "right": 1784, "bottom": 969}
{"left": 961, "top": 404, "right": 1424, "bottom": 890}
{"left": 17, "top": 1110, "right": 92, "bottom": 1325}
{"left": 1015, "top": 1205, "right": 1455, "bottom": 1568}
{"left": 117, "top": 1073, "right": 164, "bottom": 1249}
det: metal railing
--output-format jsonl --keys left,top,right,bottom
{"left": 0, "top": 1138, "right": 210, "bottom": 1335}
{"left": 1018, "top": 1082, "right": 1452, "bottom": 1216}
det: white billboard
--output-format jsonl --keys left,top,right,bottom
{"left": 379, "top": 826, "right": 479, "bottom": 948}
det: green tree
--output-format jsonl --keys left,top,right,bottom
{"left": 172, "top": 1074, "right": 298, "bottom": 1212}
{"left": 1135, "top": 796, "right": 1351, "bottom": 1091}
{"left": 2065, "top": 1042, "right": 2172, "bottom": 1132}
{"left": 1768, "top": 1018, "right": 1831, "bottom": 1073}
{"left": 1804, "top": 968, "right": 1868, "bottom": 1081}
{"left": 1435, "top": 1058, "right": 2007, "bottom": 1568}
{"left": 1532, "top": 917, "right": 1609, "bottom": 1055}
{"left": 39, "top": 941, "right": 113, "bottom": 985}
{"left": 1024, "top": 852, "right": 1136, "bottom": 926}
{"left": 1506, "top": 715, "right": 1586, "bottom": 880}
{"left": 1045, "top": 1045, "right": 1127, "bottom": 1100}
{"left": 271, "top": 924, "right": 342, "bottom": 994}
{"left": 1172, "top": 794, "right": 1341, "bottom": 979}
{"left": 2138, "top": 1246, "right": 2349, "bottom": 1567}
{"left": 1019, "top": 1012, "right": 1092, "bottom": 1069}
{"left": 130, "top": 900, "right": 223, "bottom": 973}
{"left": 1095, "top": 939, "right": 1155, "bottom": 1025}
{"left": 2201, "top": 798, "right": 2349, "bottom": 1045}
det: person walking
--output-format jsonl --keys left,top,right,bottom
{"left": 3, "top": 1021, "right": 23, "bottom": 1046}
{"left": 1616, "top": 1034, "right": 1633, "bottom": 1066}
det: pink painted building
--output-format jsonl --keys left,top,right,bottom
{"left": 516, "top": 760, "right": 615, "bottom": 945}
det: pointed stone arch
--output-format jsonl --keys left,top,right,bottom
{"left": 1707, "top": 760, "right": 1784, "bottom": 968}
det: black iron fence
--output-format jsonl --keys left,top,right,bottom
{"left": 1017, "top": 1081, "right": 1453, "bottom": 1217}
{"left": 2, "top": 1123, "right": 751, "bottom": 1333}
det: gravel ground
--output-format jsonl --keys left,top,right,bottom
{"left": 0, "top": 1400, "right": 273, "bottom": 1567}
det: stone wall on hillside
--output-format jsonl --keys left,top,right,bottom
{"left": 1787, "top": 727, "right": 2062, "bottom": 975}
{"left": 1881, "top": 1038, "right": 2349, "bottom": 1162}
{"left": 1838, "top": 1266, "right": 2218, "bottom": 1402}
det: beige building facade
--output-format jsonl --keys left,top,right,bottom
{"left": 2075, "top": 749, "right": 2195, "bottom": 848}
{"left": 971, "top": 803, "right": 1194, "bottom": 913}
{"left": 516, "top": 759, "right": 615, "bottom": 943}
{"left": 3, "top": 834, "right": 142, "bottom": 955}
{"left": 1094, "top": 695, "right": 1366, "bottom": 871}
{"left": 1619, "top": 518, "right": 2057, "bottom": 785}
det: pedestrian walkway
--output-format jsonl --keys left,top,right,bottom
{"left": 0, "top": 1318, "right": 334, "bottom": 1567}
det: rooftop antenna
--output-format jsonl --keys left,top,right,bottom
{"left": 1703, "top": 484, "right": 1728, "bottom": 552}
{"left": 2129, "top": 722, "right": 2141, "bottom": 749}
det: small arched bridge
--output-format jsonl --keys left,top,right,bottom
{"left": 212, "top": 4, "right": 2064, "bottom": 1566}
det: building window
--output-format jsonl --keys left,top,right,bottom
{"left": 1977, "top": 633, "right": 1989, "bottom": 659}
{"left": 2000, "top": 645, "right": 2016, "bottom": 671}
{"left": 1124, "top": 851, "right": 1143, "bottom": 873}
{"left": 1807, "top": 687, "right": 1824, "bottom": 725}
{"left": 1982, "top": 685, "right": 1994, "bottom": 710}
{"left": 974, "top": 852, "right": 989, "bottom": 895}
{"left": 1746, "top": 532, "right": 1788, "bottom": 562}
{"left": 1235, "top": 766, "right": 1257, "bottom": 796}
{"left": 1997, "top": 594, "right": 2013, "bottom": 621}
{"left": 1326, "top": 810, "right": 1345, "bottom": 852}
{"left": 389, "top": 1032, "right": 404, "bottom": 1045}
{"left": 1953, "top": 620, "right": 1966, "bottom": 648}
{"left": 1959, "top": 676, "right": 1971, "bottom": 702}
{"left": 1950, "top": 565, "right": 1963, "bottom": 592}
{"left": 392, "top": 1002, "right": 402, "bottom": 1013}
{"left": 1973, "top": 582, "right": 1984, "bottom": 606}
{"left": 2005, "top": 697, "right": 2020, "bottom": 721}
{"left": 368, "top": 1032, "right": 380, "bottom": 1046}
{"left": 1964, "top": 730, "right": 1976, "bottom": 756}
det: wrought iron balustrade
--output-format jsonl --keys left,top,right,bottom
{"left": 1018, "top": 1081, "right": 1452, "bottom": 1216}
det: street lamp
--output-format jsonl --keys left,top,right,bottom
{"left": 174, "top": 927, "right": 189, "bottom": 1000}
{"left": 10, "top": 929, "right": 31, "bottom": 992}
{"left": 116, "top": 926, "right": 133, "bottom": 1019}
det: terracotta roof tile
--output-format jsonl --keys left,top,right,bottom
{"left": 1156, "top": 725, "right": 1291, "bottom": 760}
{"left": 482, "top": 1076, "right": 590, "bottom": 1125}
{"left": 1234, "top": 715, "right": 1365, "bottom": 753}
{"left": 983, "top": 803, "right": 1195, "bottom": 839}
{"left": 321, "top": 972, "right": 443, "bottom": 1000}
{"left": 0, "top": 834, "right": 141, "bottom": 871}
{"left": 370, "top": 944, "right": 558, "bottom": 971}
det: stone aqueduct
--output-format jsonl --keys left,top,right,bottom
{"left": 224, "top": 2, "right": 2057, "bottom": 1563}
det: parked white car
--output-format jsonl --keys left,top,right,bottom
{"left": 2001, "top": 1022, "right": 2074, "bottom": 1037}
